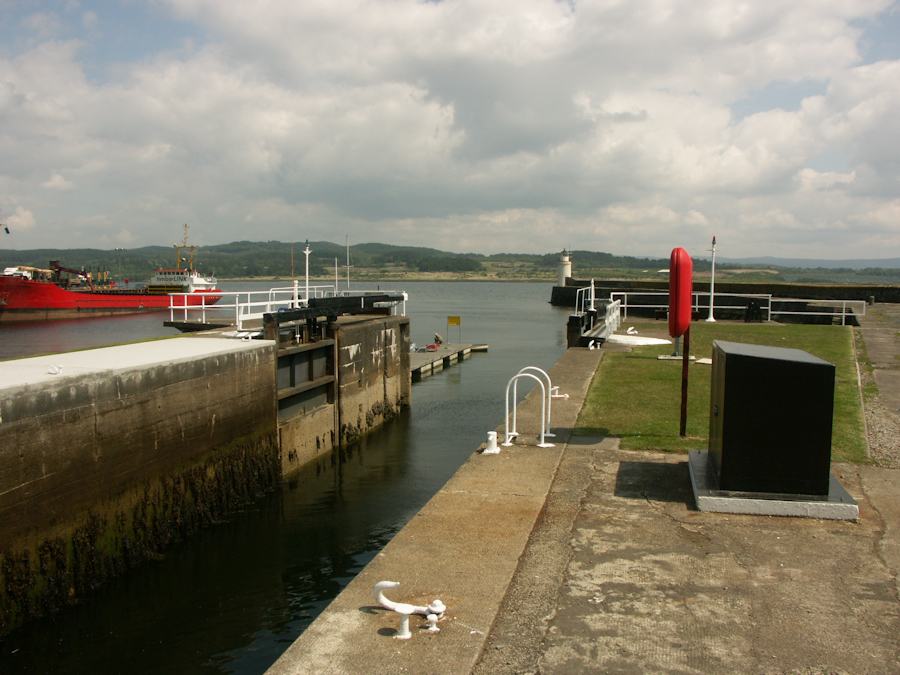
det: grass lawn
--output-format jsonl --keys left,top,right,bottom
{"left": 575, "top": 321, "right": 868, "bottom": 463}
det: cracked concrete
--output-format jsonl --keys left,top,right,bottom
{"left": 534, "top": 447, "right": 900, "bottom": 675}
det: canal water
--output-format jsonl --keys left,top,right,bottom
{"left": 0, "top": 281, "right": 573, "bottom": 675}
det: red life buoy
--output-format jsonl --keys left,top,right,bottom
{"left": 668, "top": 247, "right": 693, "bottom": 338}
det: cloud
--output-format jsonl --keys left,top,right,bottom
{"left": 42, "top": 173, "right": 76, "bottom": 191}
{"left": 0, "top": 0, "right": 897, "bottom": 260}
{"left": 6, "top": 206, "right": 37, "bottom": 232}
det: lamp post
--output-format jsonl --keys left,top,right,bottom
{"left": 303, "top": 240, "right": 311, "bottom": 302}
{"left": 114, "top": 247, "right": 124, "bottom": 285}
{"left": 706, "top": 235, "right": 717, "bottom": 323}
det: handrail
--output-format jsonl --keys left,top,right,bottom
{"left": 609, "top": 291, "right": 865, "bottom": 324}
{"left": 605, "top": 299, "right": 622, "bottom": 336}
{"left": 503, "top": 372, "right": 554, "bottom": 448}
{"left": 610, "top": 291, "right": 773, "bottom": 321}
{"left": 574, "top": 279, "right": 597, "bottom": 315}
{"left": 516, "top": 367, "right": 555, "bottom": 438}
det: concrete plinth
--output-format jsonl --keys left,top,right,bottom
{"left": 688, "top": 449, "right": 859, "bottom": 521}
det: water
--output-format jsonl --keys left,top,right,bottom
{"left": 0, "top": 281, "right": 571, "bottom": 675}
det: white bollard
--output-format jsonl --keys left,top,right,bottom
{"left": 483, "top": 431, "right": 500, "bottom": 455}
{"left": 395, "top": 607, "right": 413, "bottom": 639}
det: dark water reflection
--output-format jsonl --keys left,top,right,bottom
{"left": 0, "top": 281, "right": 571, "bottom": 675}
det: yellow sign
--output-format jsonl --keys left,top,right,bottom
{"left": 447, "top": 316, "right": 461, "bottom": 326}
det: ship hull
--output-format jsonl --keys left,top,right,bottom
{"left": 0, "top": 276, "right": 222, "bottom": 323}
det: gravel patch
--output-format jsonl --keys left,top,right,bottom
{"left": 862, "top": 368, "right": 900, "bottom": 468}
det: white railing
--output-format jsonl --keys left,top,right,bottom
{"left": 772, "top": 299, "right": 866, "bottom": 325}
{"left": 605, "top": 299, "right": 622, "bottom": 336}
{"left": 574, "top": 280, "right": 597, "bottom": 315}
{"left": 610, "top": 291, "right": 773, "bottom": 321}
{"left": 609, "top": 292, "right": 865, "bottom": 325}
{"left": 168, "top": 284, "right": 408, "bottom": 329}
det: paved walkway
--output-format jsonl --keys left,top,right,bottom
{"left": 266, "top": 315, "right": 900, "bottom": 675}
{"left": 265, "top": 349, "right": 604, "bottom": 675}
{"left": 856, "top": 304, "right": 900, "bottom": 467}
{"left": 475, "top": 312, "right": 900, "bottom": 675}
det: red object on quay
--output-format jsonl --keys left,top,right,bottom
{"left": 668, "top": 247, "right": 693, "bottom": 338}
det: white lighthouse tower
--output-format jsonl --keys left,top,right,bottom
{"left": 558, "top": 249, "right": 572, "bottom": 287}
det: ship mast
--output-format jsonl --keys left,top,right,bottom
{"left": 173, "top": 224, "right": 195, "bottom": 271}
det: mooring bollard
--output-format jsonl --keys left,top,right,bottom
{"left": 373, "top": 581, "right": 446, "bottom": 639}
{"left": 483, "top": 431, "right": 500, "bottom": 454}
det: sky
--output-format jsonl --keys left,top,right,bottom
{"left": 0, "top": 0, "right": 899, "bottom": 260}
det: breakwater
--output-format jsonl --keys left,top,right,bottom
{"left": 550, "top": 278, "right": 900, "bottom": 307}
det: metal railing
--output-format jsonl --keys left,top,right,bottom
{"left": 609, "top": 292, "right": 865, "bottom": 325}
{"left": 574, "top": 280, "right": 597, "bottom": 315}
{"left": 772, "top": 299, "right": 866, "bottom": 325}
{"left": 611, "top": 291, "right": 773, "bottom": 321}
{"left": 604, "top": 299, "right": 622, "bottom": 337}
{"left": 168, "top": 283, "right": 408, "bottom": 330}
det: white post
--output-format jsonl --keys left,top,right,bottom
{"left": 706, "top": 235, "right": 717, "bottom": 322}
{"left": 346, "top": 235, "right": 351, "bottom": 290}
{"left": 303, "top": 241, "right": 311, "bottom": 303}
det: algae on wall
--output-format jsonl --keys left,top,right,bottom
{"left": 0, "top": 432, "right": 281, "bottom": 635}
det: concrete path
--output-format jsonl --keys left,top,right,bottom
{"left": 856, "top": 304, "right": 900, "bottom": 468}
{"left": 473, "top": 315, "right": 900, "bottom": 675}
{"left": 264, "top": 349, "right": 603, "bottom": 675}
{"left": 858, "top": 303, "right": 900, "bottom": 412}
{"left": 477, "top": 442, "right": 900, "bottom": 675}
{"left": 266, "top": 317, "right": 900, "bottom": 675}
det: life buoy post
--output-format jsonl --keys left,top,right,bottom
{"left": 669, "top": 248, "right": 693, "bottom": 437}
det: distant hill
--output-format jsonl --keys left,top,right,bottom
{"left": 4, "top": 240, "right": 900, "bottom": 281}
{"left": 716, "top": 256, "right": 900, "bottom": 270}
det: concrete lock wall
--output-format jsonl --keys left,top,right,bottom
{"left": 0, "top": 316, "right": 411, "bottom": 631}
{"left": 0, "top": 340, "right": 278, "bottom": 546}
{"left": 334, "top": 316, "right": 411, "bottom": 446}
{"left": 280, "top": 403, "right": 336, "bottom": 473}
{"left": 277, "top": 315, "right": 411, "bottom": 475}
{"left": 0, "top": 339, "right": 281, "bottom": 632}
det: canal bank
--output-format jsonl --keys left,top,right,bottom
{"left": 0, "top": 308, "right": 411, "bottom": 633}
{"left": 265, "top": 347, "right": 603, "bottom": 674}
{"left": 268, "top": 338, "right": 900, "bottom": 674}
{"left": 0, "top": 281, "right": 573, "bottom": 675}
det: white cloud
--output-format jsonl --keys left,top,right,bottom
{"left": 0, "top": 0, "right": 897, "bottom": 260}
{"left": 42, "top": 173, "right": 76, "bottom": 191}
{"left": 6, "top": 206, "right": 37, "bottom": 231}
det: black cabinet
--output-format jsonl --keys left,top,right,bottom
{"left": 708, "top": 341, "right": 834, "bottom": 496}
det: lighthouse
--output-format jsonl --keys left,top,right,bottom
{"left": 557, "top": 249, "right": 572, "bottom": 287}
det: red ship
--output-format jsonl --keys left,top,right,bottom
{"left": 0, "top": 231, "right": 222, "bottom": 322}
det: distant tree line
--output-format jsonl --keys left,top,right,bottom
{"left": 4, "top": 240, "right": 895, "bottom": 281}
